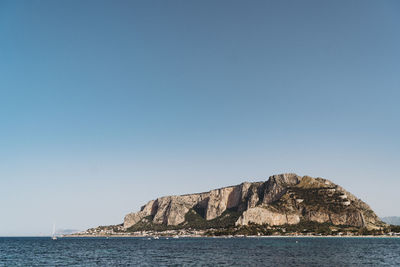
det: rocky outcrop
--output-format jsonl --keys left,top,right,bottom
{"left": 236, "top": 207, "right": 300, "bottom": 226}
{"left": 262, "top": 173, "right": 301, "bottom": 204}
{"left": 123, "top": 174, "right": 384, "bottom": 230}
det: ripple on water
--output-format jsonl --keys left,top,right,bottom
{"left": 0, "top": 237, "right": 399, "bottom": 266}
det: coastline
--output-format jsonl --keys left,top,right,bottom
{"left": 63, "top": 233, "right": 400, "bottom": 238}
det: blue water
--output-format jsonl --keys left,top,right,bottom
{"left": 0, "top": 237, "right": 399, "bottom": 266}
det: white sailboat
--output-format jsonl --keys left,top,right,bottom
{"left": 52, "top": 223, "right": 57, "bottom": 240}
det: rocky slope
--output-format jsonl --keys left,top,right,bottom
{"left": 123, "top": 174, "right": 384, "bottom": 231}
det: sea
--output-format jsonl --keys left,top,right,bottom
{"left": 0, "top": 237, "right": 399, "bottom": 266}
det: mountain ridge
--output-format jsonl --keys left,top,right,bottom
{"left": 381, "top": 217, "right": 400, "bottom": 226}
{"left": 123, "top": 173, "right": 384, "bottom": 231}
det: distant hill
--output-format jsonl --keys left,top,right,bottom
{"left": 56, "top": 229, "right": 80, "bottom": 235}
{"left": 381, "top": 217, "right": 400, "bottom": 226}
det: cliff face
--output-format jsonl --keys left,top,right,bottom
{"left": 124, "top": 174, "right": 383, "bottom": 230}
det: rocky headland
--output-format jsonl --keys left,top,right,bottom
{"left": 75, "top": 174, "right": 397, "bottom": 237}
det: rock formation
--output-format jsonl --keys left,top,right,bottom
{"left": 123, "top": 174, "right": 384, "bottom": 230}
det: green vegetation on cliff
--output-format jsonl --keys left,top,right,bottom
{"left": 127, "top": 208, "right": 242, "bottom": 232}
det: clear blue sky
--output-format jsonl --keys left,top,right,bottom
{"left": 0, "top": 0, "right": 399, "bottom": 236}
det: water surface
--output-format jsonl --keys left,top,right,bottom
{"left": 1, "top": 237, "right": 399, "bottom": 266}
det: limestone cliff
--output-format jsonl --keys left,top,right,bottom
{"left": 124, "top": 174, "right": 384, "bottom": 230}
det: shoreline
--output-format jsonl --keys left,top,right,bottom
{"left": 62, "top": 234, "right": 400, "bottom": 239}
